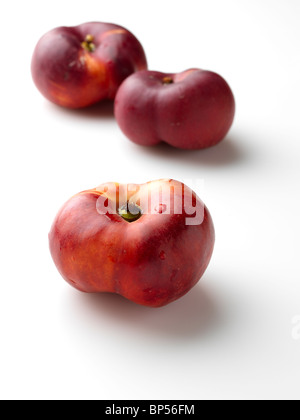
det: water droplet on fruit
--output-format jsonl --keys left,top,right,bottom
{"left": 155, "top": 203, "right": 167, "bottom": 214}
{"left": 159, "top": 251, "right": 166, "bottom": 260}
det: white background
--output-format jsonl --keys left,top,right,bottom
{"left": 0, "top": 0, "right": 299, "bottom": 400}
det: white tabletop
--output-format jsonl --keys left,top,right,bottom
{"left": 0, "top": 0, "right": 299, "bottom": 400}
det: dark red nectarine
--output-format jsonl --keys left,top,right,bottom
{"left": 31, "top": 22, "right": 147, "bottom": 108}
{"left": 114, "top": 69, "right": 235, "bottom": 149}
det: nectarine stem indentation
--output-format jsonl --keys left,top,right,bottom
{"left": 81, "top": 34, "right": 95, "bottom": 52}
{"left": 162, "top": 76, "right": 174, "bottom": 85}
{"left": 119, "top": 202, "right": 142, "bottom": 223}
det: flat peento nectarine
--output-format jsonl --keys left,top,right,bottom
{"left": 114, "top": 69, "right": 235, "bottom": 149}
{"left": 49, "top": 179, "right": 215, "bottom": 307}
{"left": 32, "top": 22, "right": 147, "bottom": 108}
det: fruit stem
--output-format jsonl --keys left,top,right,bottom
{"left": 81, "top": 34, "right": 95, "bottom": 52}
{"left": 162, "top": 76, "right": 174, "bottom": 85}
{"left": 119, "top": 202, "right": 142, "bottom": 223}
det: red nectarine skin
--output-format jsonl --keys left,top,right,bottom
{"left": 114, "top": 69, "right": 235, "bottom": 149}
{"left": 49, "top": 180, "right": 215, "bottom": 307}
{"left": 31, "top": 22, "right": 147, "bottom": 108}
